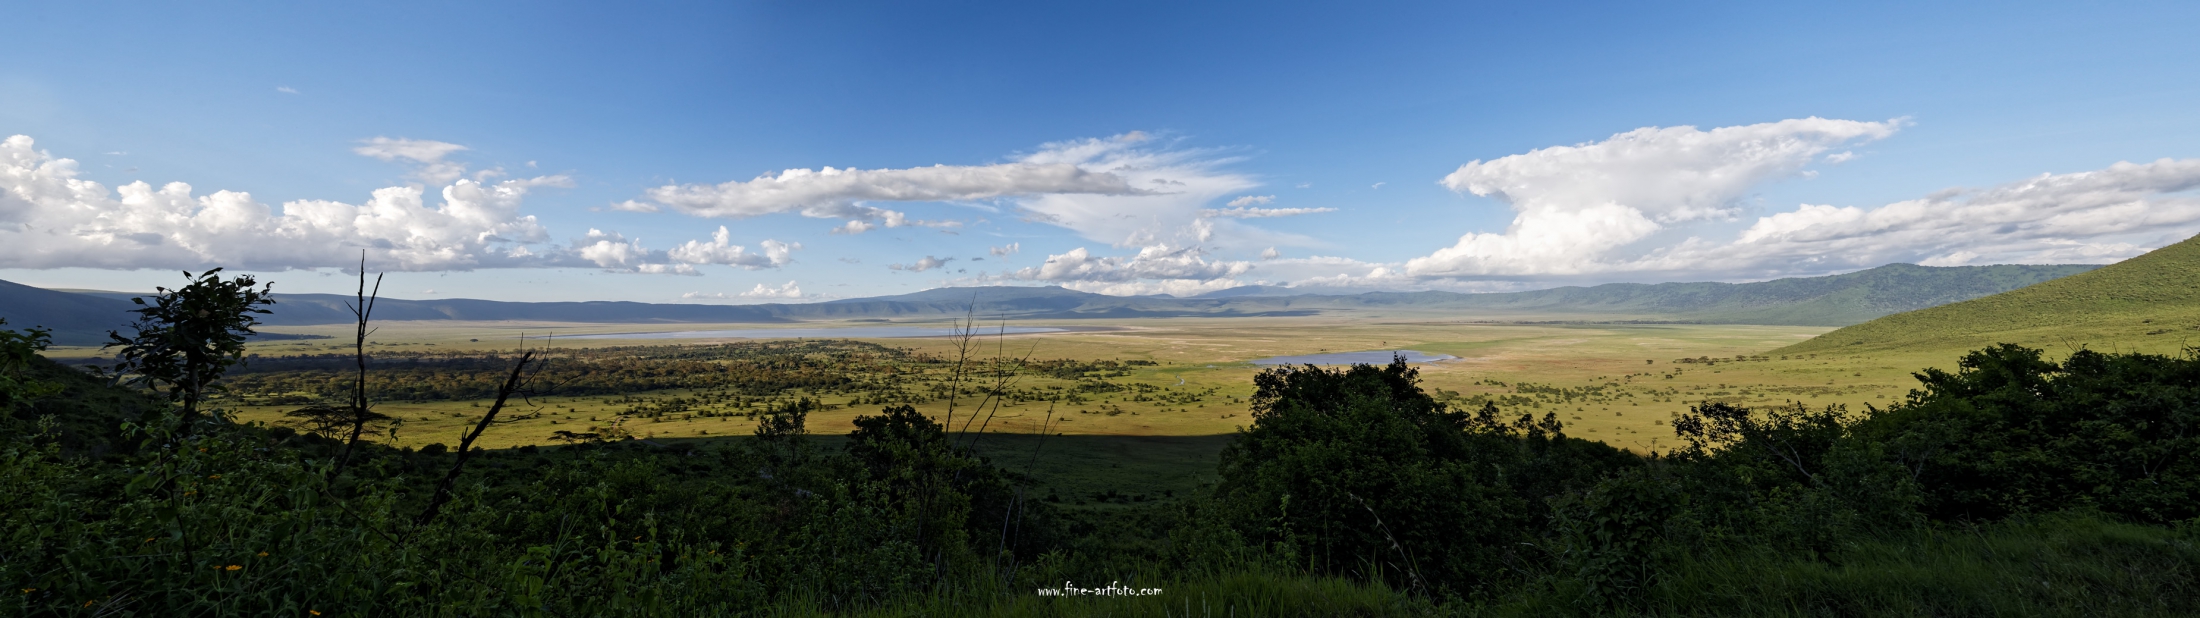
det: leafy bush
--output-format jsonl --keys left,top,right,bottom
{"left": 1213, "top": 358, "right": 1638, "bottom": 595}
{"left": 1853, "top": 344, "right": 2200, "bottom": 523}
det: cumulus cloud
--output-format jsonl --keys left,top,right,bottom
{"left": 989, "top": 242, "right": 1020, "bottom": 257}
{"left": 571, "top": 229, "right": 699, "bottom": 275}
{"left": 1396, "top": 118, "right": 2200, "bottom": 282}
{"left": 627, "top": 144, "right": 1148, "bottom": 233}
{"left": 682, "top": 282, "right": 808, "bottom": 301}
{"left": 1406, "top": 117, "right": 1903, "bottom": 278}
{"left": 1006, "top": 245, "right": 1253, "bottom": 293}
{"left": 742, "top": 280, "right": 803, "bottom": 298}
{"left": 276, "top": 86, "right": 300, "bottom": 95}
{"left": 1643, "top": 157, "right": 2200, "bottom": 273}
{"left": 815, "top": 207, "right": 962, "bottom": 234}
{"left": 0, "top": 134, "right": 575, "bottom": 271}
{"left": 1201, "top": 206, "right": 1337, "bottom": 218}
{"left": 353, "top": 137, "right": 473, "bottom": 186}
{"left": 1260, "top": 247, "right": 1280, "bottom": 260}
{"left": 0, "top": 134, "right": 795, "bottom": 277}
{"left": 666, "top": 226, "right": 800, "bottom": 268}
{"left": 890, "top": 256, "right": 953, "bottom": 272}
{"left": 631, "top": 131, "right": 1313, "bottom": 266}
{"left": 571, "top": 226, "right": 800, "bottom": 275}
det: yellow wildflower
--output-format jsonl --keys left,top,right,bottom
{"left": 19, "top": 588, "right": 33, "bottom": 594}
{"left": 311, "top": 611, "right": 322, "bottom": 616}
{"left": 225, "top": 565, "right": 241, "bottom": 571}
{"left": 257, "top": 551, "right": 269, "bottom": 557}
{"left": 209, "top": 475, "right": 221, "bottom": 480}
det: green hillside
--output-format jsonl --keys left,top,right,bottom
{"left": 1783, "top": 234, "right": 2200, "bottom": 355}
{"left": 1351, "top": 262, "right": 2098, "bottom": 325}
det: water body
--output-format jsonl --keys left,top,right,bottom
{"left": 1250, "top": 350, "right": 1459, "bottom": 366}
{"left": 565, "top": 326, "right": 1071, "bottom": 340}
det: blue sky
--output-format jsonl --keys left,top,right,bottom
{"left": 5, "top": 1, "right": 2199, "bottom": 302}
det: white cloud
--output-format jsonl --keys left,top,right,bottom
{"left": 890, "top": 256, "right": 953, "bottom": 272}
{"left": 353, "top": 137, "right": 473, "bottom": 186}
{"left": 1642, "top": 157, "right": 2200, "bottom": 274}
{"left": 1260, "top": 247, "right": 1280, "bottom": 260}
{"left": 1008, "top": 245, "right": 1252, "bottom": 286}
{"left": 1201, "top": 206, "right": 1337, "bottom": 218}
{"left": 276, "top": 86, "right": 300, "bottom": 95}
{"left": 1393, "top": 118, "right": 2200, "bottom": 282}
{"left": 1406, "top": 117, "right": 1903, "bottom": 278}
{"left": 632, "top": 131, "right": 1308, "bottom": 254}
{"left": 1248, "top": 255, "right": 1398, "bottom": 286}
{"left": 573, "top": 229, "right": 698, "bottom": 275}
{"left": 743, "top": 280, "right": 802, "bottom": 298}
{"left": 0, "top": 134, "right": 791, "bottom": 277}
{"left": 0, "top": 134, "right": 574, "bottom": 272}
{"left": 1057, "top": 278, "right": 1249, "bottom": 297}
{"left": 572, "top": 226, "right": 798, "bottom": 275}
{"left": 630, "top": 143, "right": 1147, "bottom": 232}
{"left": 815, "top": 207, "right": 961, "bottom": 234}
{"left": 681, "top": 281, "right": 805, "bottom": 300}
{"left": 666, "top": 226, "right": 800, "bottom": 269}
{"left": 1011, "top": 134, "right": 1268, "bottom": 250}
{"left": 989, "top": 242, "right": 1020, "bottom": 257}
{"left": 1371, "top": 182, "right": 1385, "bottom": 190}
{"left": 1225, "top": 195, "right": 1274, "bottom": 207}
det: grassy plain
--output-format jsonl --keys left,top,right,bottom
{"left": 204, "top": 315, "right": 1956, "bottom": 447}
{"left": 50, "top": 310, "right": 2130, "bottom": 505}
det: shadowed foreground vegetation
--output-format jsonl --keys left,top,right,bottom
{"left": 5, "top": 273, "right": 2199, "bottom": 615}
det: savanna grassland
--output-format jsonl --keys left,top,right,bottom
{"left": 181, "top": 316, "right": 1930, "bottom": 451}
{"left": 62, "top": 313, "right": 1982, "bottom": 506}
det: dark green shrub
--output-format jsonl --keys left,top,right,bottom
{"left": 1855, "top": 344, "right": 2200, "bottom": 523}
{"left": 1214, "top": 358, "right": 1639, "bottom": 596}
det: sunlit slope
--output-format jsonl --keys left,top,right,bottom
{"left": 1782, "top": 234, "right": 2200, "bottom": 355}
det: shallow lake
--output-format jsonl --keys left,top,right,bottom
{"left": 1249, "top": 350, "right": 1459, "bottom": 366}
{"left": 564, "top": 326, "right": 1071, "bottom": 340}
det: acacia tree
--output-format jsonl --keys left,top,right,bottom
{"left": 104, "top": 269, "right": 275, "bottom": 428}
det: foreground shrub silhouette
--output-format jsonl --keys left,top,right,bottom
{"left": 1855, "top": 343, "right": 2200, "bottom": 523}
{"left": 1214, "top": 359, "right": 1639, "bottom": 596}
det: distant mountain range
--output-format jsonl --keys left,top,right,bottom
{"left": 1, "top": 262, "right": 2099, "bottom": 346}
{"left": 1784, "top": 234, "right": 2200, "bottom": 356}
